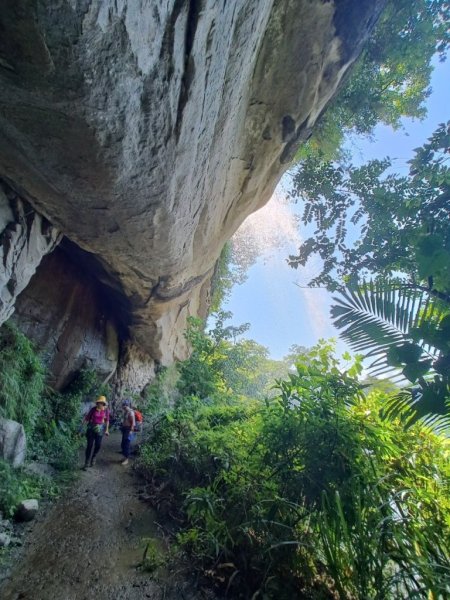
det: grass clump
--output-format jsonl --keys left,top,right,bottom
{"left": 0, "top": 459, "right": 51, "bottom": 518}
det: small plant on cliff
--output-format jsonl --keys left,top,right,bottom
{"left": 209, "top": 243, "right": 235, "bottom": 314}
{"left": 143, "top": 364, "right": 180, "bottom": 416}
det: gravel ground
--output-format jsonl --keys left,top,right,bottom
{"left": 0, "top": 432, "right": 209, "bottom": 600}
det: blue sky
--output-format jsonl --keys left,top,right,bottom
{"left": 222, "top": 58, "right": 450, "bottom": 360}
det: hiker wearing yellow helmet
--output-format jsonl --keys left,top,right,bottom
{"left": 82, "top": 395, "right": 110, "bottom": 470}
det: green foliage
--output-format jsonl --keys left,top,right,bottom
{"left": 66, "top": 367, "right": 111, "bottom": 399}
{"left": 209, "top": 243, "right": 236, "bottom": 314}
{"left": 331, "top": 281, "right": 448, "bottom": 365}
{"left": 139, "top": 343, "right": 450, "bottom": 598}
{"left": 177, "top": 312, "right": 257, "bottom": 399}
{"left": 140, "top": 537, "right": 166, "bottom": 572}
{"left": 290, "top": 122, "right": 450, "bottom": 292}
{"left": 31, "top": 368, "right": 110, "bottom": 471}
{"left": 0, "top": 459, "right": 44, "bottom": 518}
{"left": 178, "top": 312, "right": 300, "bottom": 403}
{"left": 0, "top": 321, "right": 111, "bottom": 518}
{"left": 298, "top": 0, "right": 450, "bottom": 161}
{"left": 177, "top": 316, "right": 227, "bottom": 399}
{"left": 261, "top": 345, "right": 364, "bottom": 514}
{"left": 330, "top": 281, "right": 450, "bottom": 417}
{"left": 0, "top": 322, "right": 45, "bottom": 435}
{"left": 143, "top": 363, "right": 180, "bottom": 415}
{"left": 209, "top": 240, "right": 262, "bottom": 314}
{"left": 290, "top": 124, "right": 450, "bottom": 417}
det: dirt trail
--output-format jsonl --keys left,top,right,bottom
{"left": 0, "top": 433, "right": 202, "bottom": 600}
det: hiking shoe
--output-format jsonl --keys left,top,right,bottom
{"left": 82, "top": 463, "right": 88, "bottom": 471}
{"left": 121, "top": 459, "right": 129, "bottom": 466}
{"left": 90, "top": 459, "right": 96, "bottom": 467}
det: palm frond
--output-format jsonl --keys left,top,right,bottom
{"left": 331, "top": 280, "right": 443, "bottom": 376}
{"left": 382, "top": 391, "right": 419, "bottom": 428}
{"left": 420, "top": 412, "right": 450, "bottom": 437}
{"left": 383, "top": 391, "right": 450, "bottom": 435}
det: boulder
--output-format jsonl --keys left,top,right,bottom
{"left": 0, "top": 418, "right": 26, "bottom": 467}
{"left": 15, "top": 499, "right": 39, "bottom": 522}
{"left": 24, "top": 461, "right": 56, "bottom": 480}
{"left": 0, "top": 517, "right": 13, "bottom": 532}
{"left": 0, "top": 532, "right": 11, "bottom": 547}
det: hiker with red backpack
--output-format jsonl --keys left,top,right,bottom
{"left": 120, "top": 399, "right": 135, "bottom": 466}
{"left": 82, "top": 395, "right": 110, "bottom": 469}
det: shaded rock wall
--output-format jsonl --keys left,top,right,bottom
{"left": 12, "top": 246, "right": 120, "bottom": 390}
{"left": 113, "top": 342, "right": 156, "bottom": 400}
{"left": 0, "top": 180, "right": 61, "bottom": 324}
{"left": 0, "top": 1, "right": 385, "bottom": 377}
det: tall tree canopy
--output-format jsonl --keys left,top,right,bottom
{"left": 289, "top": 123, "right": 450, "bottom": 415}
{"left": 287, "top": 0, "right": 450, "bottom": 415}
{"left": 289, "top": 122, "right": 450, "bottom": 296}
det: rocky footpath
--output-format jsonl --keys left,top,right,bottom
{"left": 0, "top": 433, "right": 212, "bottom": 600}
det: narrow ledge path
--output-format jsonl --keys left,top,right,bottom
{"left": 0, "top": 433, "right": 203, "bottom": 600}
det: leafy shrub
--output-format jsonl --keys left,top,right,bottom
{"left": 140, "top": 537, "right": 166, "bottom": 572}
{"left": 0, "top": 322, "right": 45, "bottom": 434}
{"left": 139, "top": 344, "right": 450, "bottom": 599}
{"left": 0, "top": 322, "right": 112, "bottom": 520}
{"left": 0, "top": 459, "right": 44, "bottom": 518}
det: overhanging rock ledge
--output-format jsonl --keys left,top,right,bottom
{"left": 0, "top": 0, "right": 385, "bottom": 388}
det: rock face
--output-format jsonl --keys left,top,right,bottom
{"left": 0, "top": 1, "right": 385, "bottom": 376}
{"left": 0, "top": 418, "right": 27, "bottom": 467}
{"left": 113, "top": 341, "right": 156, "bottom": 399}
{"left": 12, "top": 243, "right": 121, "bottom": 389}
{"left": 0, "top": 181, "right": 61, "bottom": 325}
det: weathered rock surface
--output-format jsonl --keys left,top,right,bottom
{"left": 113, "top": 341, "right": 156, "bottom": 398}
{"left": 0, "top": 1, "right": 385, "bottom": 367}
{"left": 0, "top": 181, "right": 60, "bottom": 325}
{"left": 24, "top": 462, "right": 56, "bottom": 480}
{"left": 12, "top": 243, "right": 120, "bottom": 389}
{"left": 0, "top": 418, "right": 26, "bottom": 467}
{"left": 0, "top": 517, "right": 13, "bottom": 533}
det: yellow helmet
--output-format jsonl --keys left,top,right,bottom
{"left": 96, "top": 395, "right": 107, "bottom": 406}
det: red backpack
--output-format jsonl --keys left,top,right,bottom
{"left": 133, "top": 409, "right": 143, "bottom": 431}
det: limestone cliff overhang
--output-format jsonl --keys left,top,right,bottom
{"left": 0, "top": 0, "right": 385, "bottom": 364}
